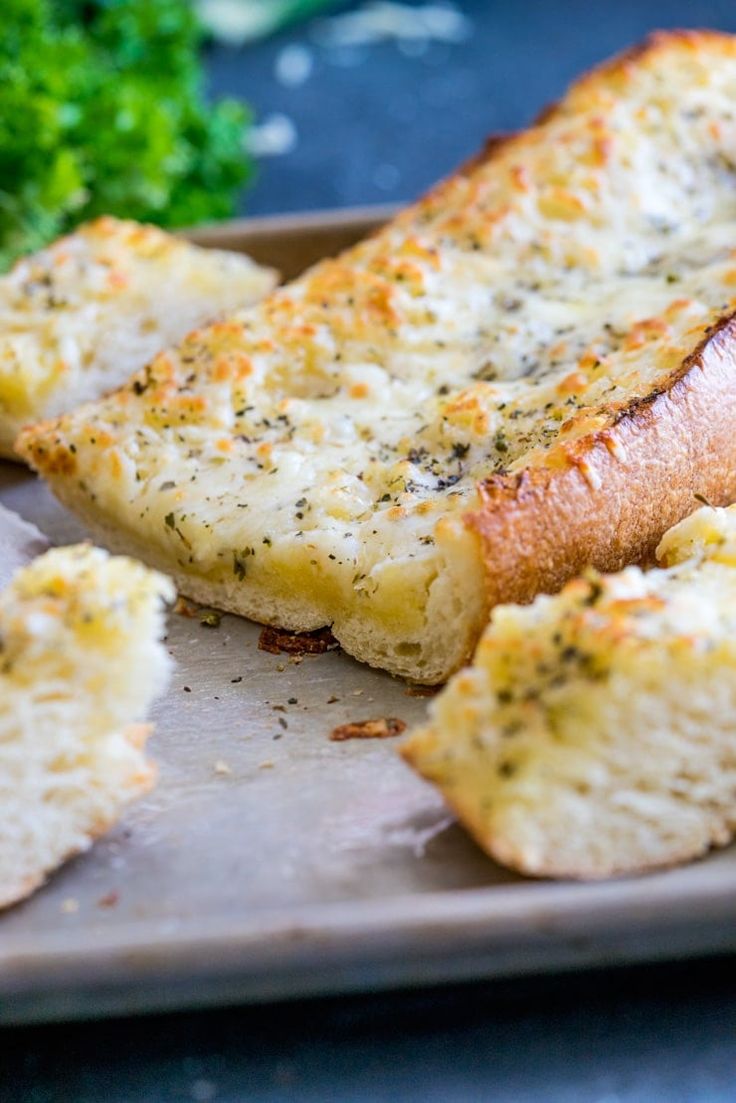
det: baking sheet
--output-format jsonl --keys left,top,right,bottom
{"left": 2, "top": 208, "right": 736, "bottom": 1026}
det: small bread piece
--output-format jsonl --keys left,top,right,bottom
{"left": 0, "top": 545, "right": 173, "bottom": 909}
{"left": 402, "top": 505, "right": 736, "bottom": 880}
{"left": 19, "top": 33, "right": 736, "bottom": 683}
{"left": 0, "top": 216, "right": 276, "bottom": 456}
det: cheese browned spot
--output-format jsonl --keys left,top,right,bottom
{"left": 18, "top": 32, "right": 736, "bottom": 683}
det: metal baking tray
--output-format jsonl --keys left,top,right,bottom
{"left": 2, "top": 207, "right": 736, "bottom": 1026}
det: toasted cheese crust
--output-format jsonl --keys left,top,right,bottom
{"left": 0, "top": 216, "right": 276, "bottom": 456}
{"left": 402, "top": 505, "right": 736, "bottom": 879}
{"left": 0, "top": 545, "right": 173, "bottom": 908}
{"left": 19, "top": 32, "right": 736, "bottom": 682}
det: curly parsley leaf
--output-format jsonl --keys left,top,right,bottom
{"left": 0, "top": 0, "right": 253, "bottom": 270}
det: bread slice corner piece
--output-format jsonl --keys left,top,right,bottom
{"left": 17, "top": 31, "right": 736, "bottom": 684}
{"left": 402, "top": 504, "right": 736, "bottom": 880}
{"left": 0, "top": 215, "right": 277, "bottom": 458}
{"left": 0, "top": 544, "right": 174, "bottom": 910}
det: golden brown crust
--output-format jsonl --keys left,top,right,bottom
{"left": 465, "top": 315, "right": 736, "bottom": 607}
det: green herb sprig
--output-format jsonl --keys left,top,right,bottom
{"left": 0, "top": 0, "right": 253, "bottom": 270}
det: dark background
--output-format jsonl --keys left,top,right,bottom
{"left": 8, "top": 3, "right": 736, "bottom": 1100}
{"left": 210, "top": 0, "right": 736, "bottom": 216}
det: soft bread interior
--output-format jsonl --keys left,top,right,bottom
{"left": 0, "top": 545, "right": 173, "bottom": 908}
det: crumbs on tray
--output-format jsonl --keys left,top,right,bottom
{"left": 329, "top": 717, "right": 407, "bottom": 742}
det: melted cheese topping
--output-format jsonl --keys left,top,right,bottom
{"left": 20, "top": 33, "right": 736, "bottom": 662}
{"left": 0, "top": 216, "right": 276, "bottom": 450}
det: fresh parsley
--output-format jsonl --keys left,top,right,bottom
{"left": 0, "top": 0, "right": 253, "bottom": 270}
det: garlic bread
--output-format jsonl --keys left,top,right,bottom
{"left": 0, "top": 545, "right": 173, "bottom": 909}
{"left": 0, "top": 216, "right": 276, "bottom": 456}
{"left": 19, "top": 32, "right": 736, "bottom": 683}
{"left": 402, "top": 505, "right": 736, "bottom": 880}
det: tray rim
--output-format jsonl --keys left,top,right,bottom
{"left": 4, "top": 855, "right": 736, "bottom": 1023}
{"left": 182, "top": 202, "right": 400, "bottom": 244}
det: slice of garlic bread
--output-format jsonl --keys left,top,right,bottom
{"left": 0, "top": 545, "right": 173, "bottom": 909}
{"left": 402, "top": 505, "right": 736, "bottom": 880}
{"left": 0, "top": 216, "right": 276, "bottom": 456}
{"left": 18, "top": 32, "right": 736, "bottom": 683}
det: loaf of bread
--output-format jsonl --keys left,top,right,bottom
{"left": 0, "top": 545, "right": 173, "bottom": 909}
{"left": 18, "top": 32, "right": 736, "bottom": 683}
{"left": 402, "top": 505, "right": 736, "bottom": 879}
{"left": 0, "top": 216, "right": 276, "bottom": 457}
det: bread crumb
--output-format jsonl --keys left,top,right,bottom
{"left": 61, "top": 897, "right": 79, "bottom": 914}
{"left": 174, "top": 596, "right": 198, "bottom": 618}
{"left": 405, "top": 683, "right": 441, "bottom": 697}
{"left": 330, "top": 717, "right": 407, "bottom": 741}
{"left": 258, "top": 759, "right": 275, "bottom": 769}
{"left": 199, "top": 609, "right": 222, "bottom": 628}
{"left": 258, "top": 624, "right": 338, "bottom": 655}
{"left": 214, "top": 759, "right": 232, "bottom": 776}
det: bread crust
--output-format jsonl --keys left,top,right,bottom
{"left": 465, "top": 315, "right": 736, "bottom": 608}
